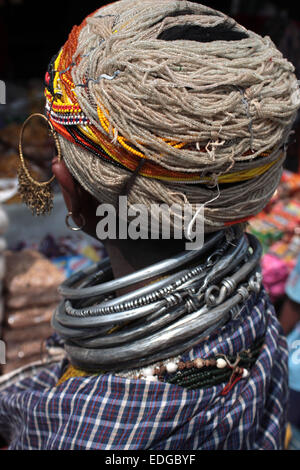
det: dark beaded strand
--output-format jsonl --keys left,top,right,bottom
{"left": 162, "top": 336, "right": 264, "bottom": 390}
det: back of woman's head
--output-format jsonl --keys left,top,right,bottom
{"left": 44, "top": 0, "right": 300, "bottom": 235}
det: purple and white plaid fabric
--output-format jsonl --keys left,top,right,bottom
{"left": 0, "top": 289, "right": 288, "bottom": 450}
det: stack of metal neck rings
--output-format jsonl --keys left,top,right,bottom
{"left": 52, "top": 226, "right": 263, "bottom": 372}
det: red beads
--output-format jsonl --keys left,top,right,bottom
{"left": 45, "top": 72, "right": 50, "bottom": 86}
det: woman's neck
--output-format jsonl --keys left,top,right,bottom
{"left": 104, "top": 238, "right": 188, "bottom": 294}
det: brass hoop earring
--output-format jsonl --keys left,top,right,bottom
{"left": 18, "top": 113, "right": 62, "bottom": 216}
{"left": 65, "top": 212, "right": 86, "bottom": 232}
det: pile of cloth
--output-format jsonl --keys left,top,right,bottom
{"left": 12, "top": 233, "right": 105, "bottom": 279}
{"left": 1, "top": 250, "right": 64, "bottom": 374}
{"left": 248, "top": 170, "right": 300, "bottom": 303}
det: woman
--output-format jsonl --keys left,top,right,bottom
{"left": 0, "top": 0, "right": 298, "bottom": 450}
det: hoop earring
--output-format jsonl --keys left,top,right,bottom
{"left": 65, "top": 212, "right": 86, "bottom": 232}
{"left": 18, "top": 113, "right": 62, "bottom": 216}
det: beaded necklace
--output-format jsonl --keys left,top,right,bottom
{"left": 56, "top": 337, "right": 264, "bottom": 394}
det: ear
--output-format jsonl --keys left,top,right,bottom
{"left": 51, "top": 156, "right": 81, "bottom": 215}
{"left": 51, "top": 156, "right": 100, "bottom": 239}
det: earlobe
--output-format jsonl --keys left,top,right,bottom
{"left": 51, "top": 157, "right": 81, "bottom": 214}
{"left": 51, "top": 156, "right": 100, "bottom": 240}
{"left": 51, "top": 158, "right": 75, "bottom": 194}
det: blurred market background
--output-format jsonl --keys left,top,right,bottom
{"left": 0, "top": 0, "right": 300, "bottom": 449}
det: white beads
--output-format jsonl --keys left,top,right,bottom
{"left": 166, "top": 362, "right": 178, "bottom": 374}
{"left": 144, "top": 375, "right": 157, "bottom": 382}
{"left": 143, "top": 367, "right": 154, "bottom": 377}
{"left": 242, "top": 368, "right": 250, "bottom": 378}
{"left": 216, "top": 358, "right": 227, "bottom": 369}
{"left": 194, "top": 358, "right": 205, "bottom": 369}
